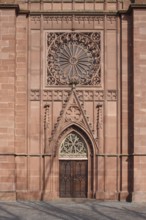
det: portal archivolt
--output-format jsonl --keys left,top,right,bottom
{"left": 59, "top": 131, "right": 88, "bottom": 198}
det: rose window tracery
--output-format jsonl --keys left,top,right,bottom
{"left": 59, "top": 132, "right": 87, "bottom": 159}
{"left": 46, "top": 32, "right": 101, "bottom": 86}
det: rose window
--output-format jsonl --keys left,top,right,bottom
{"left": 46, "top": 32, "right": 101, "bottom": 86}
{"left": 54, "top": 43, "right": 93, "bottom": 84}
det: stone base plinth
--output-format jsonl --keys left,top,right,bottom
{"left": 132, "top": 192, "right": 146, "bottom": 202}
{"left": 0, "top": 192, "right": 16, "bottom": 201}
{"left": 95, "top": 191, "right": 119, "bottom": 200}
{"left": 95, "top": 191, "right": 133, "bottom": 201}
{"left": 16, "top": 191, "right": 57, "bottom": 201}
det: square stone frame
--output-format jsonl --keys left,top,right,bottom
{"left": 43, "top": 30, "right": 104, "bottom": 90}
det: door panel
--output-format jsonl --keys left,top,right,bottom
{"left": 60, "top": 160, "right": 72, "bottom": 197}
{"left": 74, "top": 161, "right": 87, "bottom": 198}
{"left": 59, "top": 160, "right": 87, "bottom": 198}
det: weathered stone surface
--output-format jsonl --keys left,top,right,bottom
{"left": 0, "top": 1, "right": 146, "bottom": 202}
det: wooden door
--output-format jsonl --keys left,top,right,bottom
{"left": 59, "top": 160, "right": 88, "bottom": 198}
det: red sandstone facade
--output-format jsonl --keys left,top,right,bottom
{"left": 0, "top": 0, "right": 146, "bottom": 201}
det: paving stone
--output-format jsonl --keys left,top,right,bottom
{"left": 0, "top": 200, "right": 146, "bottom": 220}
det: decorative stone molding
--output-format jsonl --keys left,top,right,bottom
{"left": 44, "top": 104, "right": 50, "bottom": 152}
{"left": 44, "top": 104, "right": 50, "bottom": 129}
{"left": 43, "top": 90, "right": 70, "bottom": 101}
{"left": 43, "top": 90, "right": 52, "bottom": 101}
{"left": 84, "top": 91, "right": 94, "bottom": 101}
{"left": 76, "top": 90, "right": 104, "bottom": 101}
{"left": 106, "top": 16, "right": 116, "bottom": 24}
{"left": 107, "top": 90, "right": 117, "bottom": 101}
{"left": 43, "top": 16, "right": 72, "bottom": 22}
{"left": 95, "top": 91, "right": 104, "bottom": 100}
{"left": 31, "top": 16, "right": 41, "bottom": 23}
{"left": 96, "top": 104, "right": 103, "bottom": 131}
{"left": 95, "top": 16, "right": 104, "bottom": 24}
{"left": 43, "top": 16, "right": 104, "bottom": 23}
{"left": 75, "top": 16, "right": 95, "bottom": 23}
{"left": 96, "top": 103, "right": 103, "bottom": 147}
{"left": 53, "top": 90, "right": 63, "bottom": 100}
{"left": 33, "top": 89, "right": 115, "bottom": 101}
{"left": 30, "top": 89, "right": 40, "bottom": 101}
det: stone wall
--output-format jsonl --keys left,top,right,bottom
{"left": 0, "top": 8, "right": 16, "bottom": 200}
{"left": 133, "top": 8, "right": 146, "bottom": 201}
{"left": 0, "top": 1, "right": 146, "bottom": 201}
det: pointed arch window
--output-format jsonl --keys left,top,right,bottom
{"left": 59, "top": 132, "right": 88, "bottom": 159}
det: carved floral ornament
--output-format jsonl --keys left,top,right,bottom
{"left": 59, "top": 132, "right": 87, "bottom": 159}
{"left": 46, "top": 32, "right": 101, "bottom": 86}
{"left": 65, "top": 105, "right": 82, "bottom": 122}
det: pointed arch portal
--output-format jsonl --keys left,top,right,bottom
{"left": 59, "top": 132, "right": 88, "bottom": 198}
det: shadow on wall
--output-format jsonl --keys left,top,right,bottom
{"left": 119, "top": 14, "right": 134, "bottom": 202}
{"left": 127, "top": 12, "right": 134, "bottom": 202}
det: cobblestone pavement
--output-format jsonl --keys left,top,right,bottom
{"left": 0, "top": 199, "right": 146, "bottom": 220}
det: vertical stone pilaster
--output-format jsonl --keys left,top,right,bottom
{"left": 132, "top": 7, "right": 146, "bottom": 201}
{"left": 15, "top": 14, "right": 28, "bottom": 194}
{"left": 0, "top": 9, "right": 16, "bottom": 199}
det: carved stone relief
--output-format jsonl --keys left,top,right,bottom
{"left": 106, "top": 16, "right": 116, "bottom": 29}
{"left": 30, "top": 89, "right": 117, "bottom": 101}
{"left": 31, "top": 16, "right": 41, "bottom": 23}
{"left": 46, "top": 90, "right": 97, "bottom": 153}
{"left": 44, "top": 16, "right": 72, "bottom": 23}
{"left": 30, "top": 15, "right": 106, "bottom": 30}
{"left": 65, "top": 106, "right": 82, "bottom": 122}
{"left": 43, "top": 90, "right": 70, "bottom": 101}
{"left": 95, "top": 91, "right": 104, "bottom": 100}
{"left": 96, "top": 103, "right": 103, "bottom": 148}
{"left": 107, "top": 16, "right": 116, "bottom": 24}
{"left": 94, "top": 16, "right": 104, "bottom": 24}
{"left": 76, "top": 90, "right": 104, "bottom": 101}
{"left": 30, "top": 89, "right": 40, "bottom": 101}
{"left": 44, "top": 104, "right": 50, "bottom": 129}
{"left": 43, "top": 16, "right": 104, "bottom": 23}
{"left": 107, "top": 90, "right": 117, "bottom": 101}
{"left": 59, "top": 132, "right": 87, "bottom": 159}
{"left": 43, "top": 90, "right": 52, "bottom": 101}
{"left": 44, "top": 104, "right": 50, "bottom": 150}
{"left": 45, "top": 32, "right": 101, "bottom": 86}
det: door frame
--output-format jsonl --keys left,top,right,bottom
{"left": 55, "top": 126, "right": 95, "bottom": 199}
